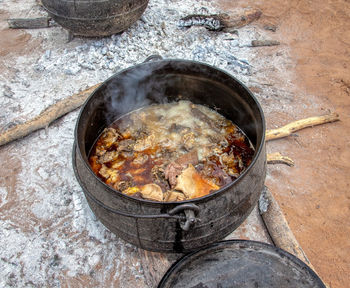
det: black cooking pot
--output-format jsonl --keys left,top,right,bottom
{"left": 73, "top": 58, "right": 266, "bottom": 252}
{"left": 42, "top": 0, "right": 149, "bottom": 37}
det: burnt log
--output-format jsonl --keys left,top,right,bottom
{"left": 7, "top": 17, "right": 51, "bottom": 29}
{"left": 251, "top": 40, "right": 281, "bottom": 47}
{"left": 178, "top": 8, "right": 262, "bottom": 31}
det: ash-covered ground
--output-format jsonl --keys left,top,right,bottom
{"left": 0, "top": 0, "right": 319, "bottom": 287}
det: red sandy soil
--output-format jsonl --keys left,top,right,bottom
{"left": 217, "top": 1, "right": 350, "bottom": 287}
{"left": 0, "top": 9, "right": 42, "bottom": 78}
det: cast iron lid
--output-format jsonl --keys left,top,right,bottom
{"left": 158, "top": 240, "right": 326, "bottom": 288}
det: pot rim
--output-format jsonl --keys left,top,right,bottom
{"left": 74, "top": 58, "right": 266, "bottom": 206}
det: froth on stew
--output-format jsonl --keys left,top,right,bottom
{"left": 89, "top": 100, "right": 254, "bottom": 202}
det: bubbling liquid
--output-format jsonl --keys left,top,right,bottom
{"left": 89, "top": 100, "right": 255, "bottom": 202}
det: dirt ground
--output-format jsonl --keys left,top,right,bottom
{"left": 217, "top": 0, "right": 350, "bottom": 287}
{"left": 0, "top": 0, "right": 349, "bottom": 287}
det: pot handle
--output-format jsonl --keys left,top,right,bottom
{"left": 168, "top": 204, "right": 200, "bottom": 231}
{"left": 143, "top": 54, "right": 163, "bottom": 63}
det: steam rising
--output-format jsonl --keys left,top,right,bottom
{"left": 103, "top": 60, "right": 171, "bottom": 124}
{"left": 95, "top": 60, "right": 263, "bottom": 148}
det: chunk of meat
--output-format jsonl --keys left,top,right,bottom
{"left": 164, "top": 162, "right": 183, "bottom": 188}
{"left": 99, "top": 165, "right": 119, "bottom": 183}
{"left": 152, "top": 165, "right": 165, "bottom": 181}
{"left": 123, "top": 186, "right": 140, "bottom": 196}
{"left": 175, "top": 164, "right": 220, "bottom": 199}
{"left": 100, "top": 128, "right": 121, "bottom": 149}
{"left": 94, "top": 128, "right": 121, "bottom": 156}
{"left": 132, "top": 154, "right": 149, "bottom": 166}
{"left": 176, "top": 150, "right": 199, "bottom": 166}
{"left": 191, "top": 107, "right": 219, "bottom": 132}
{"left": 140, "top": 184, "right": 163, "bottom": 201}
{"left": 134, "top": 126, "right": 149, "bottom": 139}
{"left": 95, "top": 146, "right": 107, "bottom": 157}
{"left": 152, "top": 165, "right": 171, "bottom": 191}
{"left": 134, "top": 134, "right": 156, "bottom": 152}
{"left": 199, "top": 161, "right": 232, "bottom": 186}
{"left": 208, "top": 134, "right": 228, "bottom": 147}
{"left": 221, "top": 153, "right": 235, "bottom": 166}
{"left": 169, "top": 123, "right": 190, "bottom": 134}
{"left": 117, "top": 139, "right": 135, "bottom": 152}
{"left": 182, "top": 132, "right": 196, "bottom": 151}
{"left": 164, "top": 150, "right": 199, "bottom": 187}
{"left": 110, "top": 159, "right": 125, "bottom": 169}
{"left": 98, "top": 151, "right": 119, "bottom": 164}
{"left": 164, "top": 191, "right": 186, "bottom": 202}
{"left": 227, "top": 168, "right": 240, "bottom": 178}
{"left": 114, "top": 180, "right": 133, "bottom": 191}
{"left": 213, "top": 167, "right": 231, "bottom": 185}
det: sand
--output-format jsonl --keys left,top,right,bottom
{"left": 217, "top": 1, "right": 350, "bottom": 287}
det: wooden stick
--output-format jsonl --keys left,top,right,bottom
{"left": 7, "top": 17, "right": 51, "bottom": 29}
{"left": 178, "top": 8, "right": 262, "bottom": 31}
{"left": 267, "top": 152, "right": 294, "bottom": 166}
{"left": 260, "top": 188, "right": 310, "bottom": 263}
{"left": 220, "top": 8, "right": 262, "bottom": 30}
{"left": 266, "top": 112, "right": 340, "bottom": 141}
{"left": 251, "top": 40, "right": 280, "bottom": 47}
{"left": 0, "top": 83, "right": 100, "bottom": 147}
{"left": 261, "top": 187, "right": 329, "bottom": 287}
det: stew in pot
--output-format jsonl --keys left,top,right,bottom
{"left": 89, "top": 100, "right": 254, "bottom": 202}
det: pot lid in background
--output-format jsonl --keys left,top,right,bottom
{"left": 158, "top": 240, "right": 326, "bottom": 288}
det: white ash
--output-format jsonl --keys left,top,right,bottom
{"left": 258, "top": 186, "right": 270, "bottom": 214}
{"left": 0, "top": 0, "right": 307, "bottom": 130}
{"left": 0, "top": 0, "right": 322, "bottom": 286}
{"left": 0, "top": 112, "right": 145, "bottom": 287}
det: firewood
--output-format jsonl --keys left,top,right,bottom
{"left": 260, "top": 187, "right": 330, "bottom": 287}
{"left": 178, "top": 8, "right": 262, "bottom": 31}
{"left": 0, "top": 84, "right": 100, "bottom": 147}
{"left": 7, "top": 17, "right": 51, "bottom": 29}
{"left": 220, "top": 8, "right": 262, "bottom": 30}
{"left": 267, "top": 152, "right": 294, "bottom": 166}
{"left": 251, "top": 40, "right": 280, "bottom": 47}
{"left": 266, "top": 113, "right": 340, "bottom": 141}
{"left": 260, "top": 187, "right": 310, "bottom": 262}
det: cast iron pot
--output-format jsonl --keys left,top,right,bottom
{"left": 42, "top": 0, "right": 149, "bottom": 37}
{"left": 73, "top": 58, "right": 266, "bottom": 253}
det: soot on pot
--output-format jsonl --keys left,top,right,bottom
{"left": 89, "top": 100, "right": 255, "bottom": 202}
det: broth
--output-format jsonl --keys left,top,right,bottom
{"left": 89, "top": 100, "right": 254, "bottom": 202}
